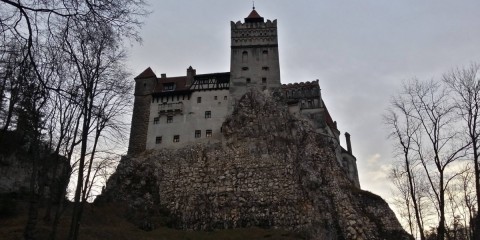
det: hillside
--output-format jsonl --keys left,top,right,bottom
{"left": 0, "top": 200, "right": 303, "bottom": 240}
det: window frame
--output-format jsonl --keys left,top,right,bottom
{"left": 195, "top": 130, "right": 201, "bottom": 138}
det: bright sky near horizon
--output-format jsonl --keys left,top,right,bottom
{"left": 126, "top": 0, "right": 480, "bottom": 220}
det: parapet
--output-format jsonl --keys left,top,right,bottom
{"left": 230, "top": 19, "right": 277, "bottom": 29}
{"left": 281, "top": 79, "right": 320, "bottom": 89}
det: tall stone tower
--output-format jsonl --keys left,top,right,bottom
{"left": 229, "top": 8, "right": 281, "bottom": 110}
{"left": 128, "top": 67, "right": 156, "bottom": 155}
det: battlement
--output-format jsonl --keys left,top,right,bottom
{"left": 282, "top": 80, "right": 320, "bottom": 89}
{"left": 230, "top": 19, "right": 277, "bottom": 29}
{"left": 230, "top": 8, "right": 278, "bottom": 48}
{"left": 282, "top": 80, "right": 321, "bottom": 99}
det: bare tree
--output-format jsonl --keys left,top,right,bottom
{"left": 385, "top": 95, "right": 426, "bottom": 240}
{"left": 387, "top": 78, "right": 472, "bottom": 240}
{"left": 443, "top": 63, "right": 480, "bottom": 240}
{"left": 56, "top": 13, "right": 136, "bottom": 239}
{"left": 445, "top": 164, "right": 476, "bottom": 240}
{"left": 0, "top": 1, "right": 147, "bottom": 239}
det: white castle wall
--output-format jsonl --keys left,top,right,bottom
{"left": 146, "top": 90, "right": 229, "bottom": 149}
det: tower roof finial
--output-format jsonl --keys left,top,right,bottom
{"left": 245, "top": 2, "right": 264, "bottom": 23}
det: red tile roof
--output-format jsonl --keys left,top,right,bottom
{"left": 245, "top": 9, "right": 264, "bottom": 23}
{"left": 246, "top": 9, "right": 262, "bottom": 19}
{"left": 135, "top": 67, "right": 156, "bottom": 79}
{"left": 154, "top": 76, "right": 189, "bottom": 93}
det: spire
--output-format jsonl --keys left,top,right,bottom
{"left": 245, "top": 4, "right": 264, "bottom": 23}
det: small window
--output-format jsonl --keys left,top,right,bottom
{"left": 246, "top": 78, "right": 251, "bottom": 84}
{"left": 153, "top": 117, "right": 159, "bottom": 124}
{"left": 262, "top": 78, "right": 267, "bottom": 84}
{"left": 205, "top": 111, "right": 211, "bottom": 119}
{"left": 214, "top": 96, "right": 218, "bottom": 100}
{"left": 167, "top": 116, "right": 173, "bottom": 123}
{"left": 195, "top": 130, "right": 201, "bottom": 138}
{"left": 206, "top": 130, "right": 212, "bottom": 138}
{"left": 242, "top": 51, "right": 248, "bottom": 63}
{"left": 262, "top": 66, "right": 269, "bottom": 71}
{"left": 164, "top": 83, "right": 175, "bottom": 91}
{"left": 173, "top": 135, "right": 180, "bottom": 142}
{"left": 242, "top": 67, "right": 249, "bottom": 71}
{"left": 224, "top": 96, "right": 227, "bottom": 100}
{"left": 155, "top": 136, "right": 162, "bottom": 144}
{"left": 197, "top": 97, "right": 202, "bottom": 103}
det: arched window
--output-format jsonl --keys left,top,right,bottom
{"left": 242, "top": 51, "right": 248, "bottom": 63}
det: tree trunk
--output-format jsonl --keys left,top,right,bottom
{"left": 438, "top": 171, "right": 446, "bottom": 240}
{"left": 473, "top": 145, "right": 480, "bottom": 240}
{"left": 405, "top": 152, "right": 426, "bottom": 240}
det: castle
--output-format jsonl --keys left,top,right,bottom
{"left": 128, "top": 8, "right": 359, "bottom": 187}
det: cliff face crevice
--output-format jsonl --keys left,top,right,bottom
{"left": 101, "top": 90, "right": 412, "bottom": 240}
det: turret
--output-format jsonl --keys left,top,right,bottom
{"left": 128, "top": 67, "right": 157, "bottom": 155}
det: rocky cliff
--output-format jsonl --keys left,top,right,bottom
{"left": 0, "top": 131, "right": 70, "bottom": 200}
{"left": 101, "top": 90, "right": 412, "bottom": 240}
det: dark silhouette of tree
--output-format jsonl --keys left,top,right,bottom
{"left": 385, "top": 95, "right": 426, "bottom": 240}
{"left": 443, "top": 64, "right": 480, "bottom": 240}
{"left": 0, "top": 1, "right": 147, "bottom": 239}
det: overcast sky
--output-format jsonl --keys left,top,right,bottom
{"left": 126, "top": 0, "right": 480, "bottom": 213}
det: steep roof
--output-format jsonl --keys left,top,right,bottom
{"left": 247, "top": 9, "right": 262, "bottom": 19}
{"left": 245, "top": 8, "right": 264, "bottom": 23}
{"left": 153, "top": 76, "right": 189, "bottom": 94}
{"left": 134, "top": 67, "right": 156, "bottom": 79}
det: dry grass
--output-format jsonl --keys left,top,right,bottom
{"left": 0, "top": 200, "right": 303, "bottom": 240}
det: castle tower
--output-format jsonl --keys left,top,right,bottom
{"left": 229, "top": 7, "right": 281, "bottom": 110}
{"left": 128, "top": 67, "right": 157, "bottom": 155}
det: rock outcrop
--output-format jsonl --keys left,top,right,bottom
{"left": 0, "top": 131, "right": 70, "bottom": 201}
{"left": 101, "top": 90, "right": 412, "bottom": 240}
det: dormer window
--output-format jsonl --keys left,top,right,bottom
{"left": 164, "top": 83, "right": 175, "bottom": 91}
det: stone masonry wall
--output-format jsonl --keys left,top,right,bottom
{"left": 128, "top": 94, "right": 151, "bottom": 155}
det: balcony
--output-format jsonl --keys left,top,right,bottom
{"left": 158, "top": 102, "right": 183, "bottom": 115}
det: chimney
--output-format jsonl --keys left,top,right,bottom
{"left": 345, "top": 132, "right": 352, "bottom": 154}
{"left": 186, "top": 66, "right": 196, "bottom": 86}
{"left": 161, "top": 73, "right": 167, "bottom": 79}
